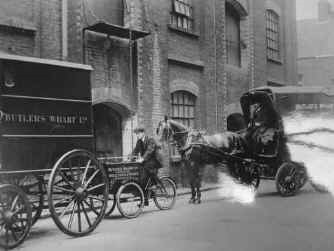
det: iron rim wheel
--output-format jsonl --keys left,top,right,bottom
{"left": 17, "top": 175, "right": 44, "bottom": 226}
{"left": 48, "top": 149, "right": 109, "bottom": 237}
{"left": 0, "top": 175, "right": 44, "bottom": 226}
{"left": 105, "top": 193, "right": 116, "bottom": 217}
{"left": 116, "top": 182, "right": 144, "bottom": 219}
{"left": 243, "top": 164, "right": 260, "bottom": 189}
{"left": 153, "top": 177, "right": 177, "bottom": 210}
{"left": 275, "top": 162, "right": 299, "bottom": 197}
{"left": 0, "top": 184, "right": 32, "bottom": 249}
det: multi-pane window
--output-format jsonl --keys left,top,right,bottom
{"left": 170, "top": 0, "right": 193, "bottom": 32}
{"left": 266, "top": 10, "right": 280, "bottom": 61}
{"left": 170, "top": 91, "right": 196, "bottom": 157}
{"left": 225, "top": 3, "right": 241, "bottom": 67}
{"left": 171, "top": 91, "right": 196, "bottom": 128}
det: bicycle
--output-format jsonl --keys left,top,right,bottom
{"left": 115, "top": 166, "right": 177, "bottom": 219}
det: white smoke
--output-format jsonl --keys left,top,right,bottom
{"left": 284, "top": 112, "right": 334, "bottom": 194}
{"left": 217, "top": 172, "right": 256, "bottom": 204}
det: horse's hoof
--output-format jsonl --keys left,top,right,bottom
{"left": 197, "top": 199, "right": 201, "bottom": 204}
{"left": 189, "top": 198, "right": 195, "bottom": 204}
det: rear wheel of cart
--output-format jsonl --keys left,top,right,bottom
{"left": 275, "top": 162, "right": 300, "bottom": 197}
{"left": 48, "top": 149, "right": 109, "bottom": 237}
{"left": 116, "top": 182, "right": 144, "bottom": 219}
{"left": 153, "top": 177, "right": 177, "bottom": 210}
{"left": 0, "top": 184, "right": 32, "bottom": 249}
{"left": 0, "top": 175, "right": 44, "bottom": 226}
{"left": 16, "top": 175, "right": 44, "bottom": 226}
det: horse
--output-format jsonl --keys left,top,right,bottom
{"left": 156, "top": 116, "right": 247, "bottom": 204}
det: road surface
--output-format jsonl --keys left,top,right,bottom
{"left": 16, "top": 181, "right": 334, "bottom": 251}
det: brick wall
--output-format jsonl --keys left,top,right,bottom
{"left": 0, "top": 0, "right": 63, "bottom": 60}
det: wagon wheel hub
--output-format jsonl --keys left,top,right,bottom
{"left": 75, "top": 186, "right": 88, "bottom": 202}
{"left": 3, "top": 210, "right": 15, "bottom": 225}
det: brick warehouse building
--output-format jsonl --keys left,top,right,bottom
{"left": 0, "top": 0, "right": 297, "bottom": 180}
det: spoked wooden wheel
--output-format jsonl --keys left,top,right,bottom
{"left": 116, "top": 182, "right": 144, "bottom": 219}
{"left": 15, "top": 175, "right": 44, "bottom": 226}
{"left": 0, "top": 184, "right": 32, "bottom": 249}
{"left": 0, "top": 175, "right": 44, "bottom": 226}
{"left": 275, "top": 162, "right": 300, "bottom": 197}
{"left": 48, "top": 149, "right": 109, "bottom": 237}
{"left": 242, "top": 163, "right": 260, "bottom": 189}
{"left": 153, "top": 177, "right": 177, "bottom": 210}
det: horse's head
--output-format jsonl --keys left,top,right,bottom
{"left": 156, "top": 116, "right": 174, "bottom": 143}
{"left": 156, "top": 116, "right": 190, "bottom": 148}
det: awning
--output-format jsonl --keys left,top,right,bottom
{"left": 84, "top": 22, "right": 150, "bottom": 40}
{"left": 252, "top": 85, "right": 334, "bottom": 97}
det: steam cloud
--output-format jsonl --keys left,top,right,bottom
{"left": 285, "top": 112, "right": 334, "bottom": 194}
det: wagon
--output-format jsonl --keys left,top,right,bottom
{"left": 0, "top": 53, "right": 176, "bottom": 249}
{"left": 222, "top": 89, "right": 309, "bottom": 196}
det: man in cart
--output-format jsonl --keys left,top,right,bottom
{"left": 131, "top": 127, "right": 163, "bottom": 203}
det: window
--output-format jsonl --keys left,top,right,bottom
{"left": 266, "top": 10, "right": 280, "bottom": 61}
{"left": 170, "top": 91, "right": 196, "bottom": 157}
{"left": 225, "top": 3, "right": 241, "bottom": 66}
{"left": 170, "top": 0, "right": 193, "bottom": 32}
{"left": 171, "top": 91, "right": 196, "bottom": 128}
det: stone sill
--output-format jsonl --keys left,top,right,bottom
{"left": 0, "top": 22, "right": 36, "bottom": 35}
{"left": 267, "top": 57, "right": 283, "bottom": 65}
{"left": 168, "top": 54, "right": 204, "bottom": 70}
{"left": 168, "top": 25, "right": 199, "bottom": 39}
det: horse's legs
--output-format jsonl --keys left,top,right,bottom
{"left": 193, "top": 162, "right": 202, "bottom": 204}
{"left": 186, "top": 161, "right": 196, "bottom": 203}
{"left": 189, "top": 184, "right": 196, "bottom": 203}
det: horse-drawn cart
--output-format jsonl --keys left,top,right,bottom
{"left": 0, "top": 54, "right": 176, "bottom": 249}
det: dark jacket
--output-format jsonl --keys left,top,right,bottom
{"left": 132, "top": 136, "right": 162, "bottom": 169}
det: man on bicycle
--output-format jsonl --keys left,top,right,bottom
{"left": 132, "top": 127, "right": 163, "bottom": 203}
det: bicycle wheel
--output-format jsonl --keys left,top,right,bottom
{"left": 105, "top": 193, "right": 116, "bottom": 217}
{"left": 153, "top": 177, "right": 177, "bottom": 210}
{"left": 116, "top": 182, "right": 144, "bottom": 219}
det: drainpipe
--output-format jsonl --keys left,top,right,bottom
{"left": 62, "top": 0, "right": 68, "bottom": 60}
{"left": 213, "top": 0, "right": 218, "bottom": 131}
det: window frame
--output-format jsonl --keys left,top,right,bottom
{"left": 225, "top": 3, "right": 241, "bottom": 67}
{"left": 170, "top": 0, "right": 194, "bottom": 33}
{"left": 170, "top": 90, "right": 196, "bottom": 157}
{"left": 266, "top": 9, "right": 281, "bottom": 62}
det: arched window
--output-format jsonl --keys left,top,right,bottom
{"left": 171, "top": 91, "right": 196, "bottom": 128}
{"left": 266, "top": 10, "right": 280, "bottom": 61}
{"left": 225, "top": 3, "right": 241, "bottom": 66}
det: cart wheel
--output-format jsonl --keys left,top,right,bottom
{"left": 275, "top": 162, "right": 300, "bottom": 197}
{"left": 48, "top": 149, "right": 109, "bottom": 237}
{"left": 116, "top": 182, "right": 144, "bottom": 219}
{"left": 0, "top": 184, "right": 32, "bottom": 249}
{"left": 310, "top": 182, "right": 329, "bottom": 193}
{"left": 244, "top": 163, "right": 260, "bottom": 189}
{"left": 105, "top": 193, "right": 116, "bottom": 217}
{"left": 17, "top": 175, "right": 44, "bottom": 226}
{"left": 153, "top": 177, "right": 177, "bottom": 210}
{"left": 0, "top": 175, "right": 44, "bottom": 226}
